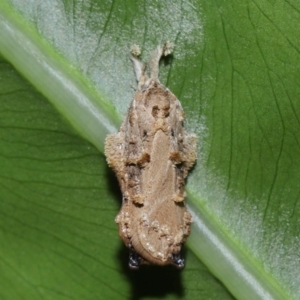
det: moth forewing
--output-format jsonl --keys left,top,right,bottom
{"left": 104, "top": 43, "right": 197, "bottom": 269}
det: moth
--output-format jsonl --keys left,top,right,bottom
{"left": 105, "top": 42, "right": 197, "bottom": 269}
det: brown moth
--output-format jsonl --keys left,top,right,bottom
{"left": 105, "top": 43, "right": 197, "bottom": 269}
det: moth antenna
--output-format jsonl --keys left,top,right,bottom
{"left": 163, "top": 41, "right": 174, "bottom": 56}
{"left": 130, "top": 44, "right": 146, "bottom": 83}
{"left": 149, "top": 41, "right": 174, "bottom": 81}
{"left": 131, "top": 44, "right": 141, "bottom": 57}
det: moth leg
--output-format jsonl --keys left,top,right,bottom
{"left": 149, "top": 41, "right": 174, "bottom": 81}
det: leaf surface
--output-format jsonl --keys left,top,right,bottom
{"left": 1, "top": 0, "right": 300, "bottom": 299}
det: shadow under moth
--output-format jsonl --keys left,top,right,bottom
{"left": 105, "top": 42, "right": 197, "bottom": 269}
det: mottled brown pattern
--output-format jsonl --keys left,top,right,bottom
{"left": 105, "top": 43, "right": 197, "bottom": 269}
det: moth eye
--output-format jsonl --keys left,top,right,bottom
{"left": 143, "top": 130, "right": 148, "bottom": 137}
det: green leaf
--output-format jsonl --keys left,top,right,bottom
{"left": 0, "top": 0, "right": 299, "bottom": 299}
